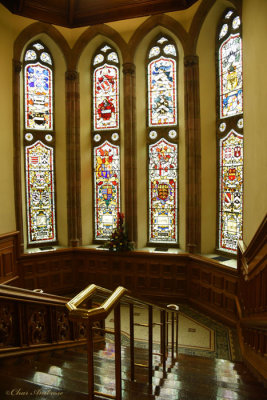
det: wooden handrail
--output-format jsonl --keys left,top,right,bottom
{"left": 66, "top": 284, "right": 180, "bottom": 400}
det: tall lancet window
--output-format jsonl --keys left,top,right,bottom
{"left": 216, "top": 10, "right": 243, "bottom": 254}
{"left": 23, "top": 41, "right": 57, "bottom": 245}
{"left": 147, "top": 35, "right": 178, "bottom": 245}
{"left": 92, "top": 44, "right": 121, "bottom": 240}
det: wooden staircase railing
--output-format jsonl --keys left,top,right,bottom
{"left": 0, "top": 284, "right": 92, "bottom": 358}
{"left": 66, "top": 284, "right": 179, "bottom": 400}
{"left": 237, "top": 213, "right": 267, "bottom": 383}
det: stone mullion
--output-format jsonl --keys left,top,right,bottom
{"left": 65, "top": 70, "right": 81, "bottom": 247}
{"left": 13, "top": 59, "right": 24, "bottom": 254}
{"left": 184, "top": 55, "right": 201, "bottom": 254}
{"left": 123, "top": 63, "right": 137, "bottom": 245}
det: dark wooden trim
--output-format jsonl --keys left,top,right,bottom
{"left": 243, "top": 214, "right": 267, "bottom": 266}
{"left": 66, "top": 70, "right": 82, "bottom": 246}
{"left": 184, "top": 55, "right": 201, "bottom": 253}
{"left": 123, "top": 62, "right": 137, "bottom": 244}
{"left": 0, "top": 0, "right": 199, "bottom": 29}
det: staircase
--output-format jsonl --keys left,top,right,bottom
{"left": 0, "top": 342, "right": 266, "bottom": 400}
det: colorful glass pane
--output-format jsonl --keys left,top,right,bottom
{"left": 219, "top": 23, "right": 228, "bottom": 39}
{"left": 94, "top": 54, "right": 104, "bottom": 65}
{"left": 25, "top": 141, "right": 56, "bottom": 244}
{"left": 40, "top": 52, "right": 52, "bottom": 65}
{"left": 107, "top": 52, "right": 119, "bottom": 63}
{"left": 25, "top": 50, "right": 37, "bottom": 61}
{"left": 33, "top": 43, "right": 44, "bottom": 50}
{"left": 25, "top": 63, "right": 53, "bottom": 130}
{"left": 149, "top": 139, "right": 177, "bottom": 243}
{"left": 93, "top": 63, "right": 119, "bottom": 130}
{"left": 163, "top": 44, "right": 176, "bottom": 56}
{"left": 149, "top": 46, "right": 160, "bottom": 58}
{"left": 148, "top": 57, "right": 176, "bottom": 126}
{"left": 232, "top": 16, "right": 241, "bottom": 29}
{"left": 219, "top": 34, "right": 242, "bottom": 118}
{"left": 94, "top": 141, "right": 120, "bottom": 240}
{"left": 219, "top": 130, "right": 243, "bottom": 253}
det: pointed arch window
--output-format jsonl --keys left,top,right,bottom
{"left": 92, "top": 44, "right": 121, "bottom": 240}
{"left": 23, "top": 41, "right": 57, "bottom": 245}
{"left": 147, "top": 35, "right": 178, "bottom": 244}
{"left": 217, "top": 10, "right": 243, "bottom": 254}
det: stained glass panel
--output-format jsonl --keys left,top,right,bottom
{"left": 25, "top": 63, "right": 53, "bottom": 130}
{"left": 148, "top": 57, "right": 176, "bottom": 126}
{"left": 25, "top": 141, "right": 56, "bottom": 244}
{"left": 93, "top": 64, "right": 119, "bottom": 130}
{"left": 94, "top": 141, "right": 120, "bottom": 240}
{"left": 219, "top": 130, "right": 243, "bottom": 253}
{"left": 219, "top": 34, "right": 242, "bottom": 118}
{"left": 149, "top": 139, "right": 177, "bottom": 243}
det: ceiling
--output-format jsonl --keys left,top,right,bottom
{"left": 0, "top": 0, "right": 199, "bottom": 28}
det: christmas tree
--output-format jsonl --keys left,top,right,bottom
{"left": 105, "top": 212, "right": 133, "bottom": 252}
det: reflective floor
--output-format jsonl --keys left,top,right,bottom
{"left": 0, "top": 341, "right": 266, "bottom": 400}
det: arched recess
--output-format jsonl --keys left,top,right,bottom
{"left": 73, "top": 26, "right": 127, "bottom": 245}
{"left": 128, "top": 15, "right": 187, "bottom": 250}
{"left": 196, "top": 0, "right": 240, "bottom": 255}
{"left": 13, "top": 23, "right": 70, "bottom": 252}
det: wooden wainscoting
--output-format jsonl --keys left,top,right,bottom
{"left": 188, "top": 255, "right": 239, "bottom": 325}
{"left": 0, "top": 231, "right": 19, "bottom": 285}
{"left": 17, "top": 248, "right": 76, "bottom": 294}
{"left": 237, "top": 214, "right": 267, "bottom": 384}
{"left": 75, "top": 249, "right": 189, "bottom": 303}
{"left": 17, "top": 247, "right": 240, "bottom": 326}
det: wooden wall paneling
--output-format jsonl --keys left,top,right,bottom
{"left": 0, "top": 232, "right": 19, "bottom": 284}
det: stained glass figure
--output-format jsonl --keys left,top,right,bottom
{"left": 217, "top": 10, "right": 243, "bottom": 254}
{"left": 219, "top": 130, "right": 243, "bottom": 253}
{"left": 24, "top": 41, "right": 56, "bottom": 246}
{"left": 149, "top": 139, "right": 178, "bottom": 243}
{"left": 25, "top": 141, "right": 56, "bottom": 244}
{"left": 25, "top": 63, "right": 53, "bottom": 130}
{"left": 94, "top": 141, "right": 120, "bottom": 240}
{"left": 148, "top": 57, "right": 176, "bottom": 126}
{"left": 93, "top": 63, "right": 119, "bottom": 130}
{"left": 219, "top": 34, "right": 242, "bottom": 118}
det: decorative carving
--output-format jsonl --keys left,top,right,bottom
{"left": 78, "top": 322, "right": 87, "bottom": 339}
{"left": 0, "top": 305, "right": 13, "bottom": 346}
{"left": 184, "top": 55, "right": 199, "bottom": 67}
{"left": 28, "top": 308, "right": 47, "bottom": 344}
{"left": 122, "top": 63, "right": 136, "bottom": 75}
{"left": 66, "top": 70, "right": 79, "bottom": 80}
{"left": 56, "top": 311, "right": 70, "bottom": 341}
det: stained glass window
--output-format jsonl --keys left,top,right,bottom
{"left": 23, "top": 41, "right": 56, "bottom": 245}
{"left": 25, "top": 141, "right": 56, "bottom": 243}
{"left": 217, "top": 10, "right": 243, "bottom": 254}
{"left": 147, "top": 35, "right": 178, "bottom": 244}
{"left": 149, "top": 139, "right": 178, "bottom": 243}
{"left": 92, "top": 44, "right": 121, "bottom": 240}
